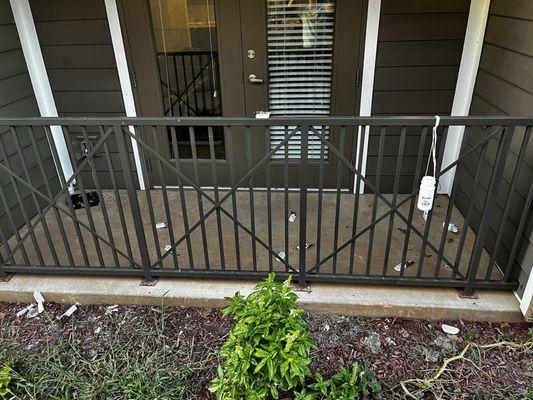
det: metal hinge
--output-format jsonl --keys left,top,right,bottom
{"left": 131, "top": 71, "right": 137, "bottom": 88}
{"left": 355, "top": 68, "right": 361, "bottom": 87}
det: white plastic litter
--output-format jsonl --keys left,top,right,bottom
{"left": 105, "top": 304, "right": 119, "bottom": 315}
{"left": 443, "top": 222, "right": 459, "bottom": 233}
{"left": 296, "top": 242, "right": 312, "bottom": 250}
{"left": 155, "top": 222, "right": 167, "bottom": 230}
{"left": 288, "top": 211, "right": 297, "bottom": 223}
{"left": 276, "top": 251, "right": 286, "bottom": 262}
{"left": 255, "top": 111, "right": 271, "bottom": 119}
{"left": 58, "top": 304, "right": 78, "bottom": 320}
{"left": 164, "top": 244, "right": 173, "bottom": 252}
{"left": 16, "top": 304, "right": 35, "bottom": 317}
{"left": 27, "top": 307, "right": 41, "bottom": 319}
{"left": 33, "top": 291, "right": 45, "bottom": 314}
{"left": 394, "top": 260, "right": 415, "bottom": 272}
{"left": 441, "top": 324, "right": 460, "bottom": 335}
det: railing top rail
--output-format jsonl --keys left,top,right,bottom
{"left": 0, "top": 116, "right": 532, "bottom": 126}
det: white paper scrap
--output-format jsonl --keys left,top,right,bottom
{"left": 441, "top": 323, "right": 460, "bottom": 335}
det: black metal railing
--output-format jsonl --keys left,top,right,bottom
{"left": 157, "top": 51, "right": 221, "bottom": 117}
{"left": 0, "top": 116, "right": 531, "bottom": 292}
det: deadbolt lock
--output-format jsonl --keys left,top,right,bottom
{"left": 247, "top": 49, "right": 256, "bottom": 59}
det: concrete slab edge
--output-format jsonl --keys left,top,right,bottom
{"left": 0, "top": 274, "right": 524, "bottom": 323}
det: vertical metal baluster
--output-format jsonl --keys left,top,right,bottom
{"left": 226, "top": 126, "right": 241, "bottom": 270}
{"left": 349, "top": 124, "right": 361, "bottom": 275}
{"left": 399, "top": 126, "right": 427, "bottom": 278}
{"left": 265, "top": 126, "right": 273, "bottom": 271}
{"left": 140, "top": 127, "right": 162, "bottom": 268}
{"left": 464, "top": 126, "right": 514, "bottom": 293}
{"left": 452, "top": 126, "right": 490, "bottom": 280}
{"left": 151, "top": 126, "right": 179, "bottom": 269}
{"left": 434, "top": 128, "right": 471, "bottom": 278}
{"left": 199, "top": 55, "right": 207, "bottom": 114}
{"left": 43, "top": 125, "right": 90, "bottom": 266}
{"left": 332, "top": 126, "right": 346, "bottom": 274}
{"left": 170, "top": 126, "right": 194, "bottom": 268}
{"left": 486, "top": 126, "right": 531, "bottom": 280}
{"left": 190, "top": 55, "right": 199, "bottom": 114}
{"left": 298, "top": 125, "right": 309, "bottom": 283}
{"left": 0, "top": 183, "right": 26, "bottom": 265}
{"left": 415, "top": 126, "right": 449, "bottom": 278}
{"left": 189, "top": 126, "right": 210, "bottom": 269}
{"left": 80, "top": 126, "right": 120, "bottom": 267}
{"left": 181, "top": 55, "right": 190, "bottom": 116}
{"left": 315, "top": 126, "right": 325, "bottom": 272}
{"left": 114, "top": 125, "right": 152, "bottom": 279}
{"left": 0, "top": 128, "right": 45, "bottom": 265}
{"left": 29, "top": 126, "right": 74, "bottom": 266}
{"left": 366, "top": 126, "right": 386, "bottom": 275}
{"left": 101, "top": 127, "right": 134, "bottom": 265}
{"left": 284, "top": 125, "right": 290, "bottom": 270}
{"left": 0, "top": 216, "right": 15, "bottom": 265}
{"left": 208, "top": 126, "right": 226, "bottom": 269}
{"left": 246, "top": 126, "right": 257, "bottom": 271}
{"left": 504, "top": 179, "right": 533, "bottom": 282}
{"left": 382, "top": 126, "right": 406, "bottom": 276}
{"left": 63, "top": 126, "right": 105, "bottom": 268}
{"left": 10, "top": 127, "right": 59, "bottom": 267}
{"left": 173, "top": 55, "right": 182, "bottom": 116}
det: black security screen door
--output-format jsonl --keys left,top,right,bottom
{"left": 120, "top": 0, "right": 364, "bottom": 187}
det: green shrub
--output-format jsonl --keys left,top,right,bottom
{"left": 209, "top": 273, "right": 316, "bottom": 399}
{"left": 307, "top": 363, "right": 381, "bottom": 399}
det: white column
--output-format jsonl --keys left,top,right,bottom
{"left": 10, "top": 0, "right": 75, "bottom": 189}
{"left": 439, "top": 0, "right": 491, "bottom": 195}
{"left": 354, "top": 0, "right": 381, "bottom": 194}
{"left": 104, "top": 0, "right": 146, "bottom": 190}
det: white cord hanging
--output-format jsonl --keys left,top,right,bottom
{"left": 418, "top": 116, "right": 440, "bottom": 215}
{"left": 206, "top": 0, "right": 217, "bottom": 99}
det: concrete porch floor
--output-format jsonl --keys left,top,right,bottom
{"left": 4, "top": 190, "right": 501, "bottom": 282}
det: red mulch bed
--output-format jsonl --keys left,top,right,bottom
{"left": 1, "top": 302, "right": 531, "bottom": 399}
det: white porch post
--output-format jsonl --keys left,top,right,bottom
{"left": 104, "top": 0, "right": 146, "bottom": 190}
{"left": 439, "top": 0, "right": 491, "bottom": 195}
{"left": 10, "top": 0, "right": 75, "bottom": 189}
{"left": 520, "top": 268, "right": 533, "bottom": 320}
{"left": 354, "top": 0, "right": 381, "bottom": 194}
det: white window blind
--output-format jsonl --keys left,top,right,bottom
{"left": 267, "top": 0, "right": 335, "bottom": 159}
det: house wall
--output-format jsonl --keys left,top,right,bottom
{"left": 29, "top": 0, "right": 139, "bottom": 189}
{"left": 0, "top": 0, "right": 59, "bottom": 258}
{"left": 453, "top": 0, "right": 533, "bottom": 296}
{"left": 366, "top": 0, "right": 470, "bottom": 192}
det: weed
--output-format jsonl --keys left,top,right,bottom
{"left": 463, "top": 329, "right": 476, "bottom": 342}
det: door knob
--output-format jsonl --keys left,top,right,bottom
{"left": 248, "top": 74, "right": 264, "bottom": 84}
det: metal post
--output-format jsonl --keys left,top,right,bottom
{"left": 464, "top": 125, "right": 514, "bottom": 293}
{"left": 114, "top": 125, "right": 152, "bottom": 280}
{"left": 298, "top": 125, "right": 309, "bottom": 286}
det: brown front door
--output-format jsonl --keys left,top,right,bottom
{"left": 119, "top": 0, "right": 365, "bottom": 188}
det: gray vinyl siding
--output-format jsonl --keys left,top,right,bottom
{"left": 453, "top": 0, "right": 533, "bottom": 296}
{"left": 0, "top": 0, "right": 60, "bottom": 256}
{"left": 366, "top": 0, "right": 470, "bottom": 193}
{"left": 30, "top": 0, "right": 138, "bottom": 189}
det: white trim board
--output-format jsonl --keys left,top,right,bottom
{"left": 439, "top": 0, "right": 491, "bottom": 195}
{"left": 104, "top": 0, "right": 146, "bottom": 190}
{"left": 354, "top": 0, "right": 381, "bottom": 194}
{"left": 10, "top": 0, "right": 75, "bottom": 190}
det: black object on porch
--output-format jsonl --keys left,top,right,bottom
{"left": 0, "top": 117, "right": 531, "bottom": 293}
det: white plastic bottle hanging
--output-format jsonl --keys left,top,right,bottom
{"left": 417, "top": 116, "right": 440, "bottom": 212}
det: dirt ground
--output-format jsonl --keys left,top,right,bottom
{"left": 0, "top": 301, "right": 531, "bottom": 399}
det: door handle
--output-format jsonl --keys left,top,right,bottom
{"left": 248, "top": 74, "right": 264, "bottom": 84}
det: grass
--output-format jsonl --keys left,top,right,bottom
{"left": 0, "top": 306, "right": 215, "bottom": 399}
